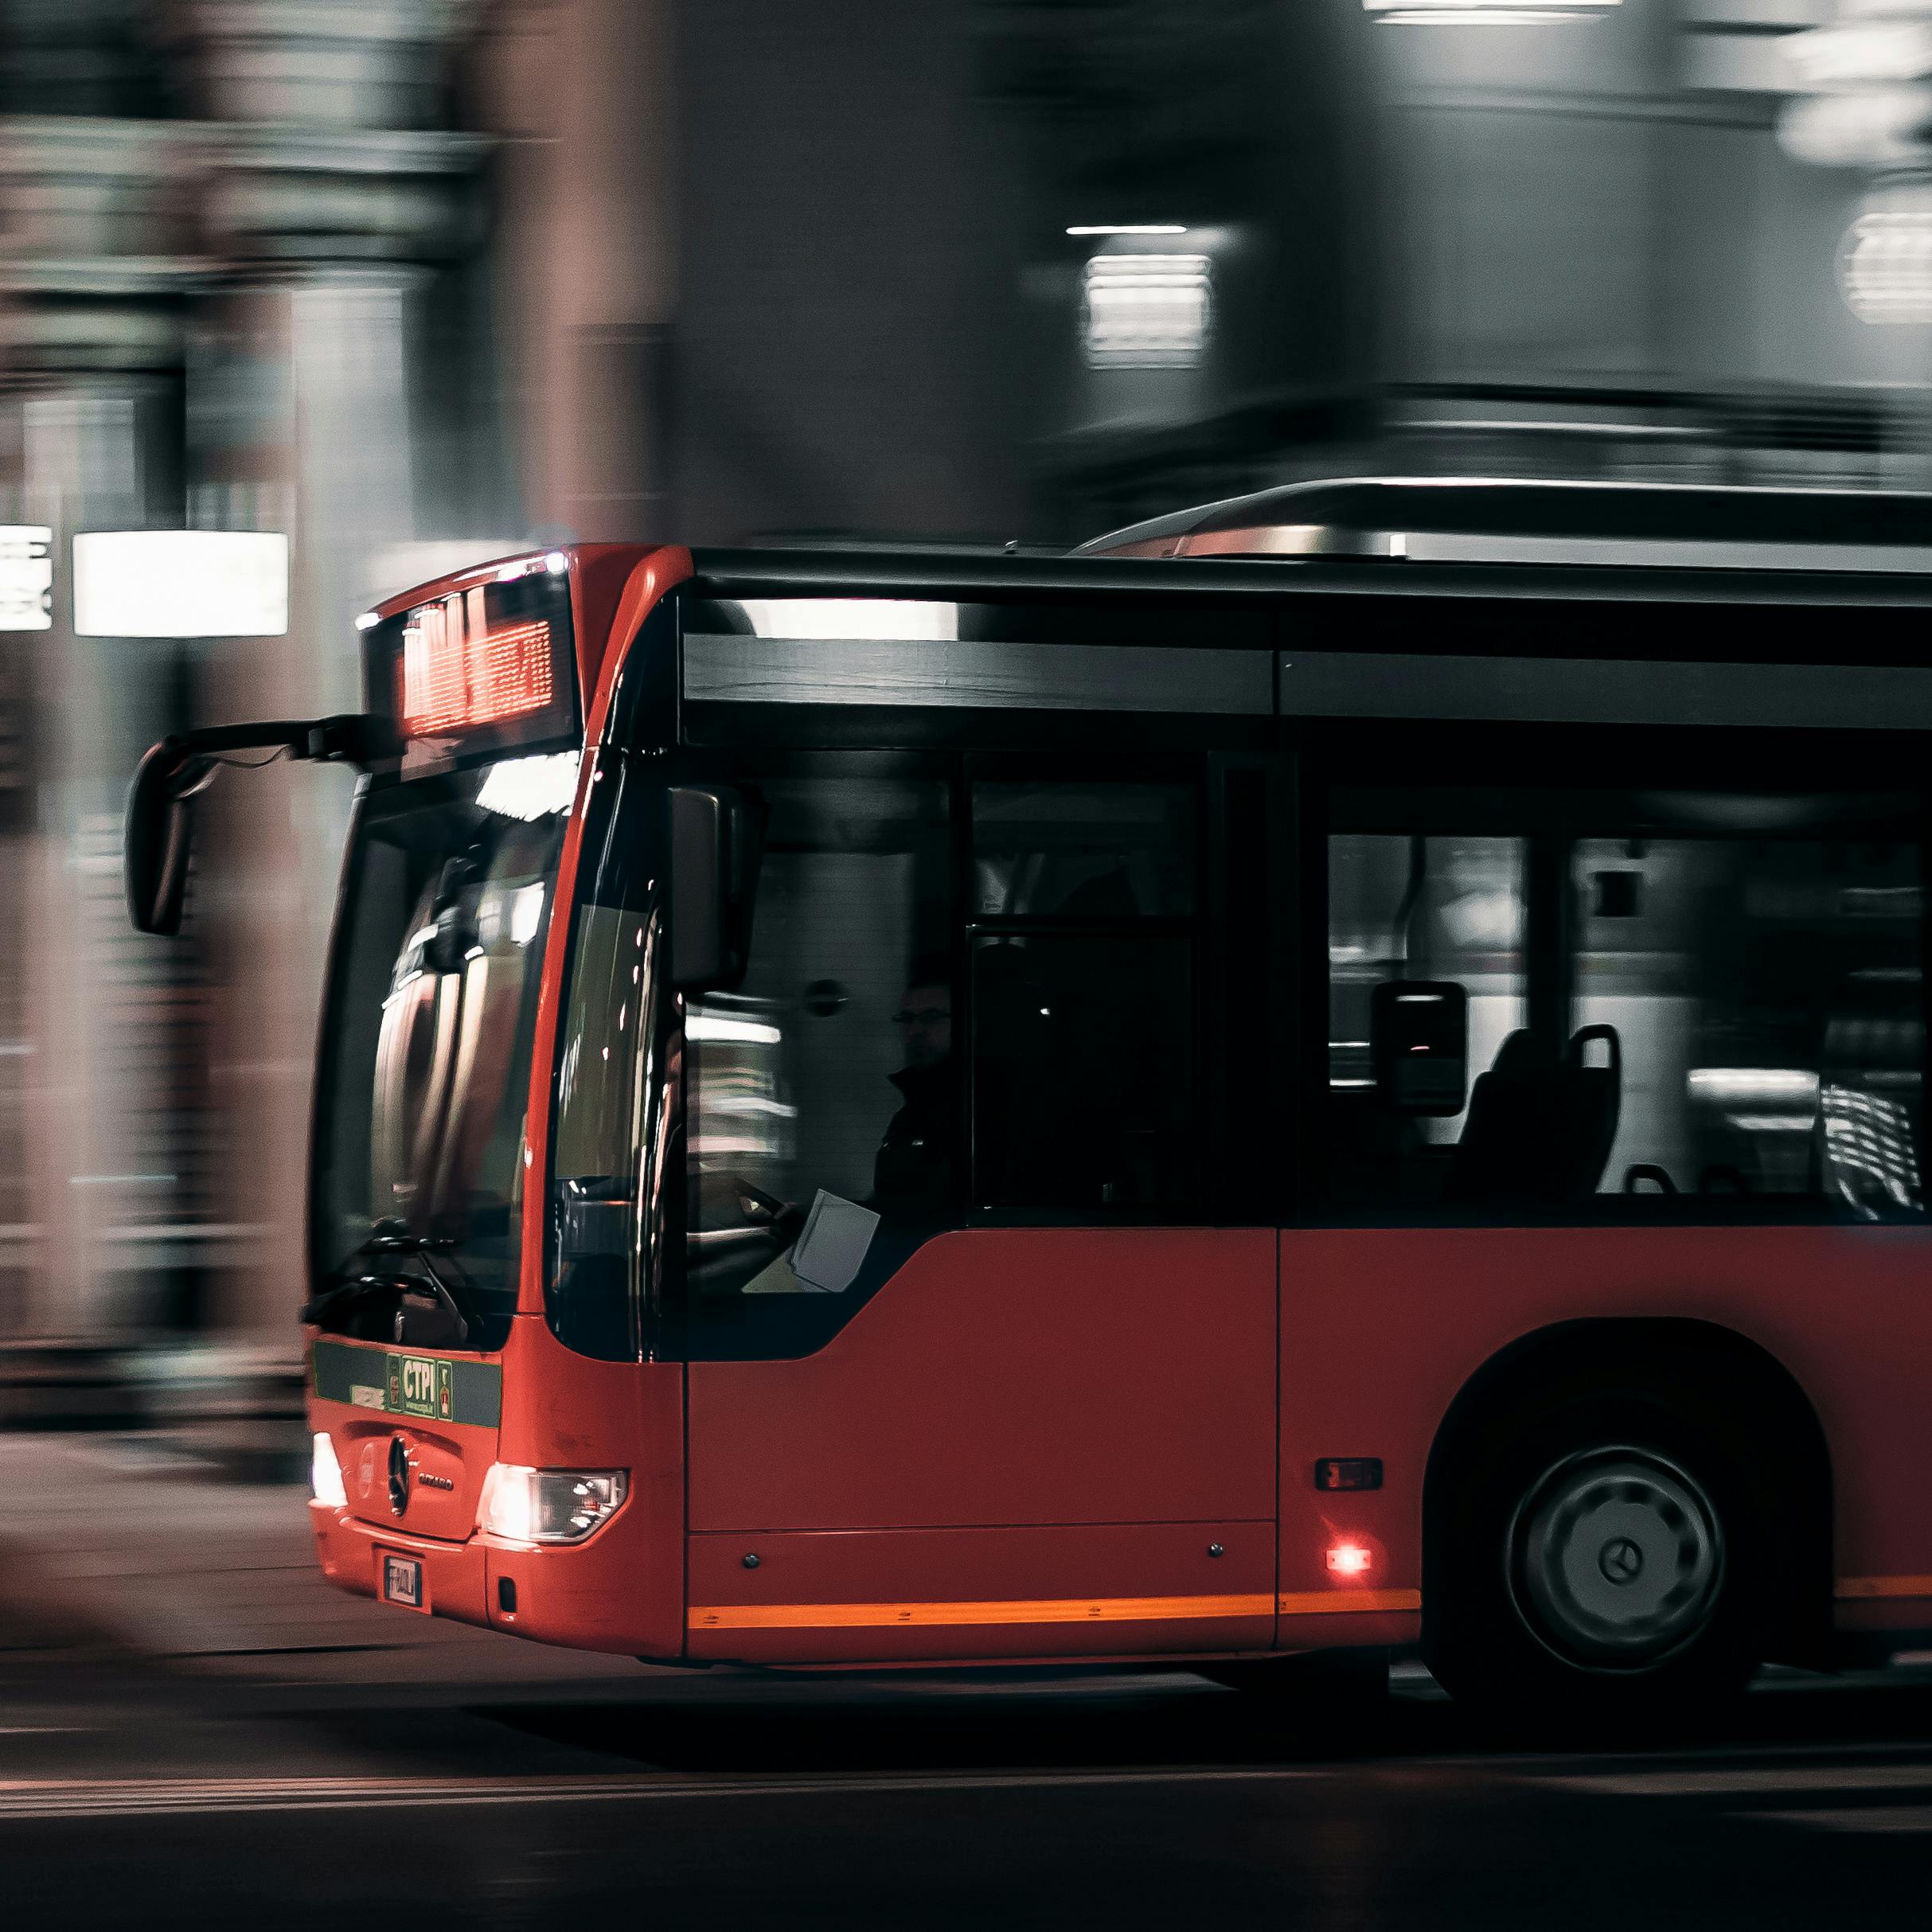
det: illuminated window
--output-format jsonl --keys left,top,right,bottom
{"left": 1325, "top": 785, "right": 1922, "bottom": 1222}
{"left": 72, "top": 529, "right": 288, "bottom": 638}
{"left": 1081, "top": 253, "right": 1212, "bottom": 370}
{"left": 0, "top": 528, "right": 52, "bottom": 634}
{"left": 1839, "top": 210, "right": 1932, "bottom": 326}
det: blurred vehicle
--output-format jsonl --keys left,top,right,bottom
{"left": 123, "top": 490, "right": 1932, "bottom": 1715}
{"left": 1082, "top": 473, "right": 1932, "bottom": 572}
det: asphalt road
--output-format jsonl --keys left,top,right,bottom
{"left": 4, "top": 1641, "right": 1932, "bottom": 1931}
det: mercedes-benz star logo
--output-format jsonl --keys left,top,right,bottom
{"left": 388, "top": 1434, "right": 411, "bottom": 1518}
{"left": 1598, "top": 1536, "right": 1644, "bottom": 1586}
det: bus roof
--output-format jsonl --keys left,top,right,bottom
{"left": 677, "top": 540, "right": 1932, "bottom": 735}
{"left": 684, "top": 537, "right": 1932, "bottom": 620}
{"left": 1074, "top": 475, "right": 1932, "bottom": 576}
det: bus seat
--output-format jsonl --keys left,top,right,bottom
{"left": 1563, "top": 1024, "right": 1623, "bottom": 1200}
{"left": 1446, "top": 1024, "right": 1622, "bottom": 1206}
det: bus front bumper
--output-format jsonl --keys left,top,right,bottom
{"left": 310, "top": 1500, "right": 492, "bottom": 1631}
{"left": 308, "top": 1497, "right": 674, "bottom": 1657}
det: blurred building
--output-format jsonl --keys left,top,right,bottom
{"left": 0, "top": 0, "right": 1925, "bottom": 1387}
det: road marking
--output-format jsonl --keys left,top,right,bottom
{"left": 1758, "top": 1806, "right": 1932, "bottom": 1834}
{"left": 0, "top": 1766, "right": 1317, "bottom": 1821}
{"left": 1546, "top": 1764, "right": 1932, "bottom": 1797}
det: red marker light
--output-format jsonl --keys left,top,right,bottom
{"left": 1326, "top": 1544, "right": 1372, "bottom": 1577}
{"left": 1314, "top": 1458, "right": 1382, "bottom": 1492}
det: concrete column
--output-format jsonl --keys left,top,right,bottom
{"left": 0, "top": 115, "right": 202, "bottom": 1339}
{"left": 178, "top": 0, "right": 490, "bottom": 1342}
{"left": 481, "top": 0, "right": 677, "bottom": 540}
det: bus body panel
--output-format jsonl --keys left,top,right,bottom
{"left": 307, "top": 1336, "right": 503, "bottom": 1539}
{"left": 686, "top": 1228, "right": 1277, "bottom": 1657}
{"left": 310, "top": 1500, "right": 494, "bottom": 1630}
{"left": 689, "top": 1228, "right": 1275, "bottom": 1530}
{"left": 685, "top": 1519, "right": 1275, "bottom": 1664}
{"left": 1281, "top": 1224, "right": 1932, "bottom": 1630}
{"left": 294, "top": 539, "right": 1932, "bottom": 1680}
{"left": 563, "top": 544, "right": 662, "bottom": 702}
{"left": 306, "top": 1328, "right": 685, "bottom": 1658}
{"left": 491, "top": 1332, "right": 686, "bottom": 1658}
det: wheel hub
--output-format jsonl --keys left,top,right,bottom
{"left": 1510, "top": 1447, "right": 1723, "bottom": 1668}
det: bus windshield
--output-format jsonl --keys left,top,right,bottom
{"left": 310, "top": 751, "right": 579, "bottom": 1350}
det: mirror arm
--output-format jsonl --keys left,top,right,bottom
{"left": 145, "top": 712, "right": 392, "bottom": 773}
{"left": 126, "top": 713, "right": 398, "bottom": 935}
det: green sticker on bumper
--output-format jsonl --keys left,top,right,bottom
{"left": 310, "top": 1340, "right": 502, "bottom": 1428}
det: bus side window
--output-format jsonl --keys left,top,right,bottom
{"left": 972, "top": 782, "right": 1193, "bottom": 918}
{"left": 970, "top": 780, "right": 1200, "bottom": 1214}
{"left": 1327, "top": 831, "right": 1528, "bottom": 1209}
{"left": 1572, "top": 828, "right": 1923, "bottom": 1215}
{"left": 1325, "top": 795, "right": 1924, "bottom": 1221}
{"left": 971, "top": 933, "right": 1194, "bottom": 1212}
{"left": 685, "top": 779, "right": 954, "bottom": 1299}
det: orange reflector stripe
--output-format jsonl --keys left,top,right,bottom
{"left": 689, "top": 1593, "right": 1274, "bottom": 1631}
{"left": 1280, "top": 1589, "right": 1421, "bottom": 1616}
{"left": 1835, "top": 1575, "right": 1932, "bottom": 1600}
{"left": 687, "top": 1589, "right": 1426, "bottom": 1631}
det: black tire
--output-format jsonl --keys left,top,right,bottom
{"left": 1426, "top": 1385, "right": 1770, "bottom": 1725}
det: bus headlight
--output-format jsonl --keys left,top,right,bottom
{"left": 311, "top": 1432, "right": 348, "bottom": 1509}
{"left": 479, "top": 1465, "right": 628, "bottom": 1544}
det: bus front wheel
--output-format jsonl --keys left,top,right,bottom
{"left": 1427, "top": 1393, "right": 1767, "bottom": 1723}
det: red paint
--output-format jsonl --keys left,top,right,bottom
{"left": 687, "top": 1228, "right": 1277, "bottom": 1655}
{"left": 309, "top": 1500, "right": 492, "bottom": 1630}
{"left": 689, "top": 1228, "right": 1276, "bottom": 1534}
{"left": 325, "top": 1407, "right": 498, "bottom": 1542}
{"left": 494, "top": 1324, "right": 685, "bottom": 1659}
{"left": 306, "top": 1321, "right": 685, "bottom": 1658}
{"left": 685, "top": 1521, "right": 1274, "bottom": 1664}
{"left": 1278, "top": 1224, "right": 1932, "bottom": 1624}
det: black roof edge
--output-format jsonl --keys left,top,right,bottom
{"left": 683, "top": 544, "right": 1932, "bottom": 611}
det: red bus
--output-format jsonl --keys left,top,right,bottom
{"left": 125, "top": 491, "right": 1932, "bottom": 1715}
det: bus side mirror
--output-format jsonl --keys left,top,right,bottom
{"left": 1372, "top": 980, "right": 1468, "bottom": 1115}
{"left": 126, "top": 715, "right": 389, "bottom": 935}
{"left": 670, "top": 784, "right": 762, "bottom": 990}
{"left": 125, "top": 740, "right": 214, "bottom": 936}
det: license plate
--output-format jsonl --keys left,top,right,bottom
{"left": 381, "top": 1553, "right": 425, "bottom": 1611}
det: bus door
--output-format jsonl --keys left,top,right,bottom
{"left": 677, "top": 751, "right": 1278, "bottom": 1664}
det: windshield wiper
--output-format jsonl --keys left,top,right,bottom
{"left": 302, "top": 1218, "right": 484, "bottom": 1345}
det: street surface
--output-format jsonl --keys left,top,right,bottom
{"left": 2, "top": 1433, "right": 1930, "bottom": 1929}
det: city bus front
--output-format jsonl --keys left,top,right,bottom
{"left": 125, "top": 544, "right": 693, "bottom": 1660}
{"left": 300, "top": 549, "right": 693, "bottom": 1657}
